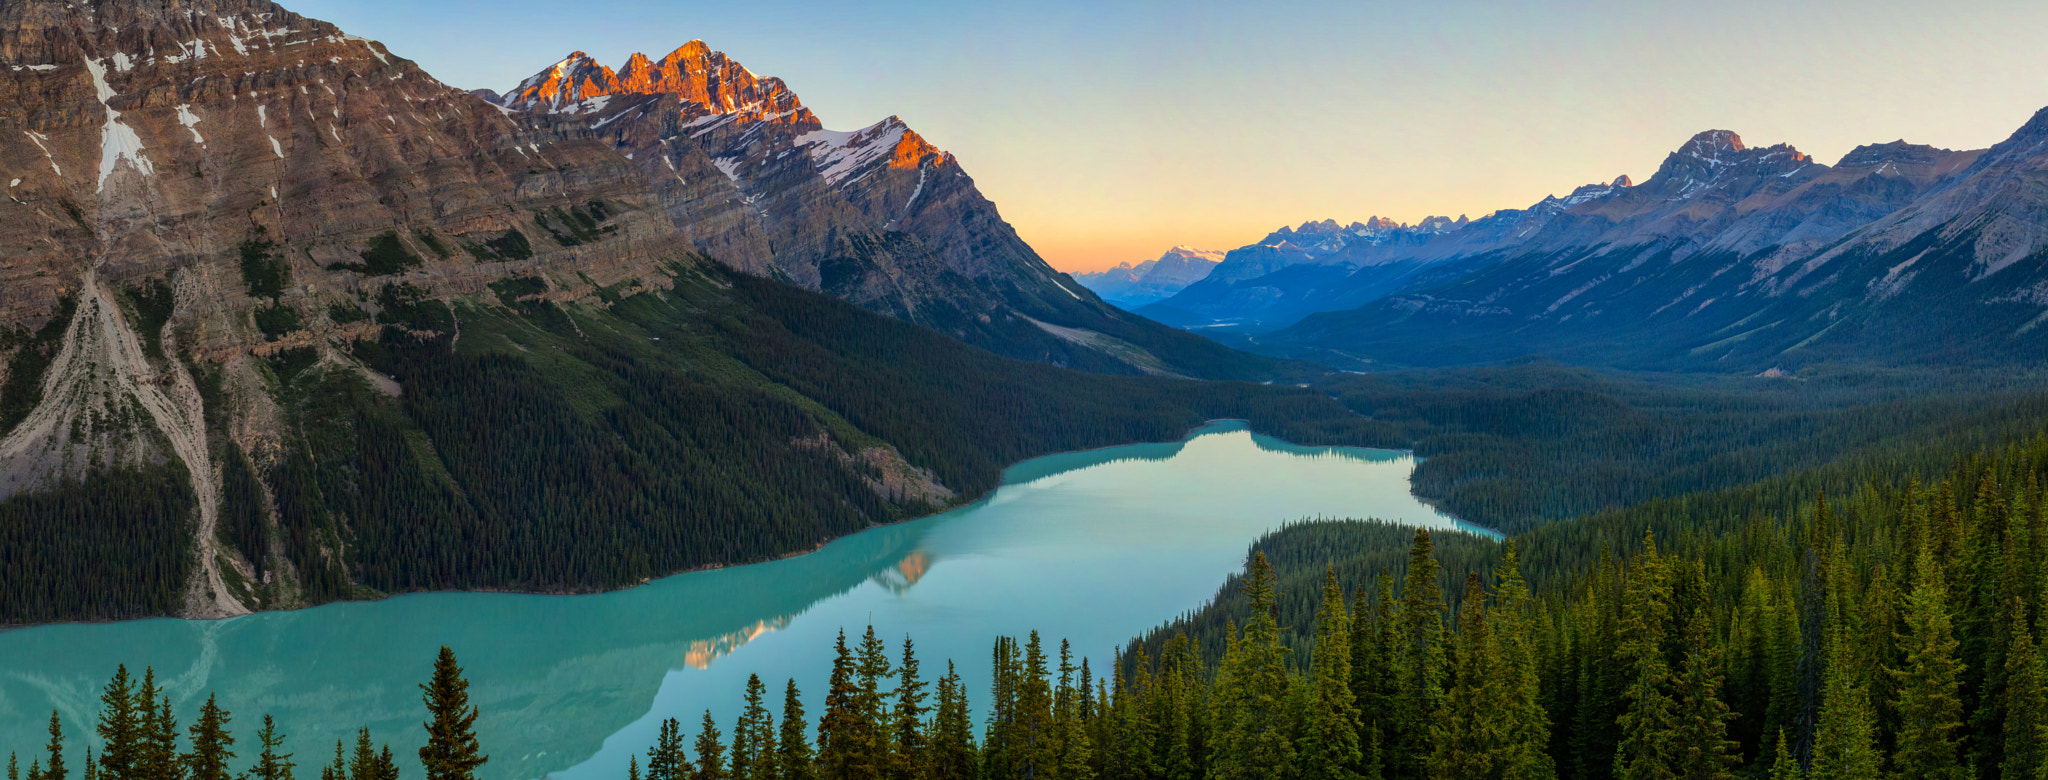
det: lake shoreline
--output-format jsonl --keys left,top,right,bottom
{"left": 0, "top": 419, "right": 1468, "bottom": 633}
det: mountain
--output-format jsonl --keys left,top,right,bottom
{"left": 1137, "top": 214, "right": 1479, "bottom": 331}
{"left": 1267, "top": 128, "right": 2005, "bottom": 367}
{"left": 0, "top": 0, "right": 1337, "bottom": 625}
{"left": 478, "top": 45, "right": 1275, "bottom": 381}
{"left": 1071, "top": 246, "right": 1223, "bottom": 308}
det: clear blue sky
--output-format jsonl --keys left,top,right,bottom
{"left": 288, "top": 0, "right": 2048, "bottom": 271}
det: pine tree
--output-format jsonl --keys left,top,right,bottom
{"left": 628, "top": 756, "right": 640, "bottom": 780}
{"left": 1014, "top": 633, "right": 1057, "bottom": 778}
{"left": 1300, "top": 568, "right": 1363, "bottom": 780}
{"left": 1807, "top": 629, "right": 1878, "bottom": 780}
{"left": 928, "top": 663, "right": 975, "bottom": 780}
{"left": 1209, "top": 552, "right": 1296, "bottom": 780}
{"left": 692, "top": 710, "right": 726, "bottom": 780}
{"left": 891, "top": 639, "right": 927, "bottom": 780}
{"left": 1613, "top": 538, "right": 1680, "bottom": 780}
{"left": 1889, "top": 544, "right": 1966, "bottom": 780}
{"left": 817, "top": 631, "right": 861, "bottom": 780}
{"left": 11, "top": 752, "right": 21, "bottom": 780}
{"left": 248, "top": 716, "right": 294, "bottom": 780}
{"left": 98, "top": 666, "right": 139, "bottom": 780}
{"left": 1668, "top": 610, "right": 1740, "bottom": 780}
{"left": 1394, "top": 531, "right": 1447, "bottom": 778}
{"left": 373, "top": 747, "right": 397, "bottom": 780}
{"left": 1053, "top": 639, "right": 1095, "bottom": 780}
{"left": 142, "top": 689, "right": 181, "bottom": 780}
{"left": 647, "top": 718, "right": 690, "bottom": 780}
{"left": 419, "top": 647, "right": 488, "bottom": 780}
{"left": 320, "top": 743, "right": 343, "bottom": 780}
{"left": 347, "top": 731, "right": 377, "bottom": 780}
{"left": 1432, "top": 573, "right": 1503, "bottom": 780}
{"left": 1999, "top": 599, "right": 2045, "bottom": 780}
{"left": 182, "top": 694, "right": 234, "bottom": 780}
{"left": 1491, "top": 543, "right": 1554, "bottom": 780}
{"left": 732, "top": 675, "right": 774, "bottom": 780}
{"left": 40, "top": 712, "right": 64, "bottom": 780}
{"left": 777, "top": 681, "right": 816, "bottom": 780}
{"left": 1767, "top": 732, "right": 1801, "bottom": 780}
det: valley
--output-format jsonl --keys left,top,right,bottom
{"left": 4, "top": 1, "right": 2048, "bottom": 779}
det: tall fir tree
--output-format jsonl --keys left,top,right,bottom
{"left": 1999, "top": 598, "right": 2046, "bottom": 780}
{"left": 248, "top": 716, "right": 294, "bottom": 780}
{"left": 1807, "top": 628, "right": 1880, "bottom": 780}
{"left": 692, "top": 710, "right": 726, "bottom": 780}
{"left": 40, "top": 712, "right": 63, "bottom": 780}
{"left": 731, "top": 675, "right": 774, "bottom": 780}
{"left": 646, "top": 719, "right": 690, "bottom": 780}
{"left": 1668, "top": 609, "right": 1741, "bottom": 780}
{"left": 891, "top": 639, "right": 927, "bottom": 780}
{"left": 1890, "top": 543, "right": 1967, "bottom": 780}
{"left": 98, "top": 666, "right": 139, "bottom": 780}
{"left": 182, "top": 694, "right": 234, "bottom": 780}
{"left": 1209, "top": 552, "right": 1296, "bottom": 780}
{"left": 777, "top": 680, "right": 816, "bottom": 780}
{"left": 1300, "top": 569, "right": 1363, "bottom": 780}
{"left": 419, "top": 647, "right": 487, "bottom": 780}
{"left": 928, "top": 663, "right": 976, "bottom": 780}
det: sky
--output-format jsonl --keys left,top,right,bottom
{"left": 287, "top": 0, "right": 2048, "bottom": 274}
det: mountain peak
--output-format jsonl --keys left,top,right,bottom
{"left": 506, "top": 42, "right": 808, "bottom": 122}
{"left": 1686, "top": 129, "right": 1746, "bottom": 155}
{"left": 1612, "top": 175, "right": 1633, "bottom": 188}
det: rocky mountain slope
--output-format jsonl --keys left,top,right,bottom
{"left": 1071, "top": 246, "right": 1222, "bottom": 308}
{"left": 1266, "top": 127, "right": 2015, "bottom": 367}
{"left": 479, "top": 46, "right": 1273, "bottom": 381}
{"left": 0, "top": 0, "right": 1323, "bottom": 625}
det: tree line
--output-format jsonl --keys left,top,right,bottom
{"left": 7, "top": 648, "right": 483, "bottom": 780}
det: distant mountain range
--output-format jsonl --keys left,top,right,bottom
{"left": 1071, "top": 246, "right": 1224, "bottom": 308}
{"left": 1146, "top": 118, "right": 2048, "bottom": 370}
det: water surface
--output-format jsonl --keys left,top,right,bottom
{"left": 0, "top": 421, "right": 1487, "bottom": 780}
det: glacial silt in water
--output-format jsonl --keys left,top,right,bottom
{"left": 0, "top": 421, "right": 1488, "bottom": 780}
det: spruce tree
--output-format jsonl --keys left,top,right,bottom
{"left": 1614, "top": 539, "right": 1680, "bottom": 780}
{"left": 1432, "top": 573, "right": 1503, "bottom": 780}
{"left": 1492, "top": 543, "right": 1555, "bottom": 780}
{"left": 928, "top": 663, "right": 975, "bottom": 780}
{"left": 1209, "top": 552, "right": 1296, "bottom": 780}
{"left": 853, "top": 626, "right": 893, "bottom": 778}
{"left": 182, "top": 694, "right": 234, "bottom": 780}
{"left": 373, "top": 747, "right": 397, "bottom": 780}
{"left": 1999, "top": 599, "right": 2045, "bottom": 780}
{"left": 777, "top": 681, "right": 816, "bottom": 780}
{"left": 1300, "top": 568, "right": 1363, "bottom": 780}
{"left": 891, "top": 639, "right": 927, "bottom": 780}
{"left": 1395, "top": 531, "right": 1446, "bottom": 778}
{"left": 98, "top": 666, "right": 139, "bottom": 780}
{"left": 627, "top": 756, "right": 640, "bottom": 780}
{"left": 1668, "top": 610, "right": 1740, "bottom": 780}
{"left": 692, "top": 710, "right": 726, "bottom": 780}
{"left": 320, "top": 743, "right": 343, "bottom": 780}
{"left": 1807, "top": 629, "right": 1879, "bottom": 780}
{"left": 346, "top": 732, "right": 372, "bottom": 780}
{"left": 1767, "top": 731, "right": 1801, "bottom": 780}
{"left": 646, "top": 718, "right": 689, "bottom": 780}
{"left": 41, "top": 712, "right": 64, "bottom": 780}
{"left": 817, "top": 631, "right": 861, "bottom": 780}
{"left": 1889, "top": 544, "right": 1966, "bottom": 780}
{"left": 248, "top": 716, "right": 294, "bottom": 780}
{"left": 419, "top": 647, "right": 487, "bottom": 780}
{"left": 143, "top": 691, "right": 180, "bottom": 780}
{"left": 732, "top": 675, "right": 774, "bottom": 780}
{"left": 1053, "top": 639, "right": 1095, "bottom": 780}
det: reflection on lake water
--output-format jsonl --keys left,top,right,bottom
{"left": 0, "top": 421, "right": 1490, "bottom": 780}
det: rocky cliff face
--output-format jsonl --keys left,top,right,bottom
{"left": 483, "top": 45, "right": 1270, "bottom": 379}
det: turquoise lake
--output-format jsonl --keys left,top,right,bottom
{"left": 0, "top": 421, "right": 1490, "bottom": 780}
